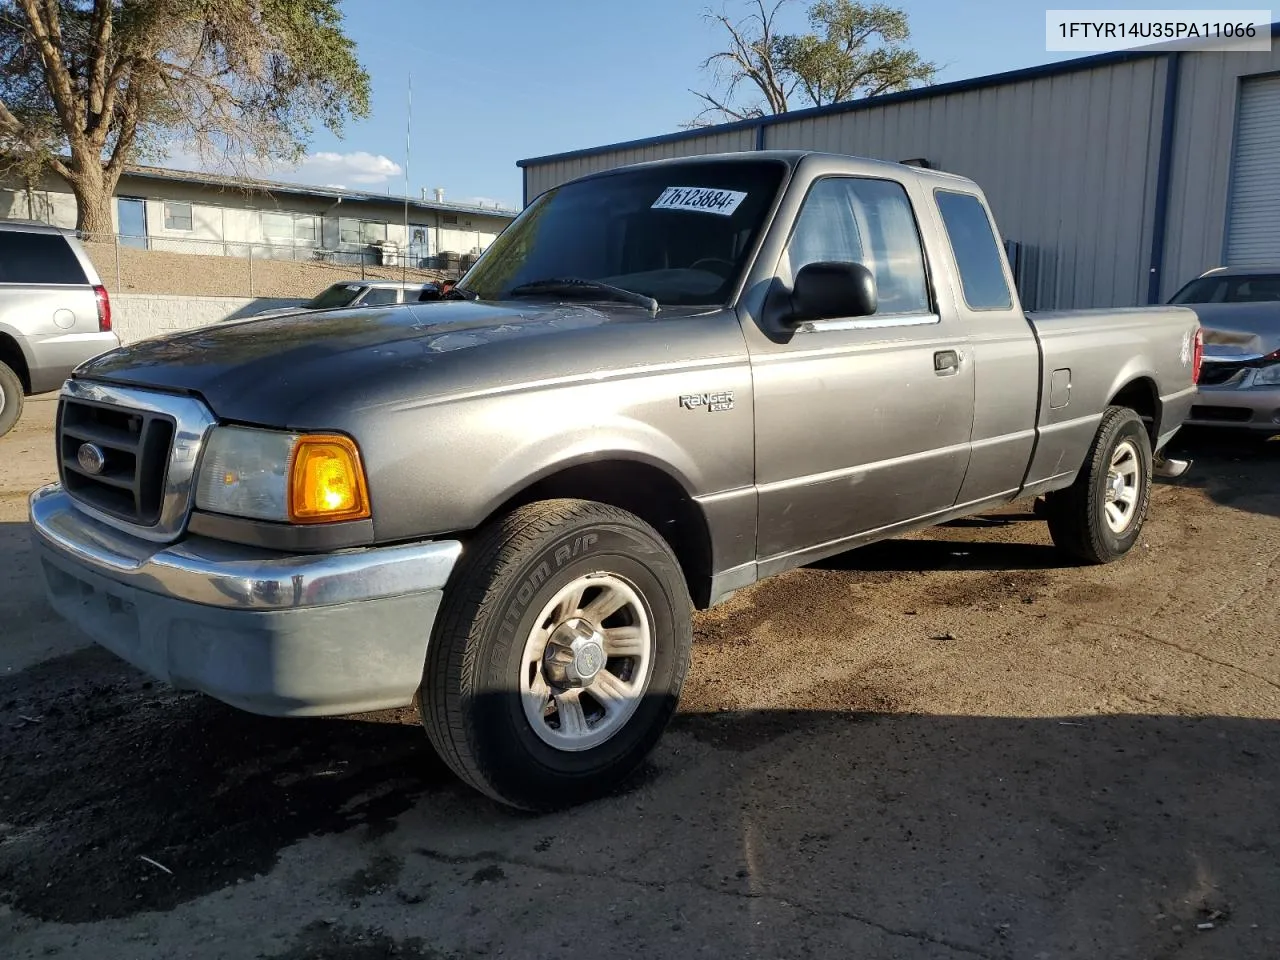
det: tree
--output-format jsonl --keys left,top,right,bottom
{"left": 0, "top": 0, "right": 371, "bottom": 234}
{"left": 691, "top": 0, "right": 937, "bottom": 124}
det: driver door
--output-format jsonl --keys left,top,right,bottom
{"left": 747, "top": 175, "right": 976, "bottom": 570}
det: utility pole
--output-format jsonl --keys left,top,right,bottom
{"left": 403, "top": 70, "right": 411, "bottom": 283}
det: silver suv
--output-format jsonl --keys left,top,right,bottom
{"left": 0, "top": 220, "right": 120, "bottom": 437}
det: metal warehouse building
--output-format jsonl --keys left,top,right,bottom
{"left": 518, "top": 29, "right": 1280, "bottom": 310}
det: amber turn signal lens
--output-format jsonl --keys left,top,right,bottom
{"left": 288, "top": 435, "right": 371, "bottom": 523}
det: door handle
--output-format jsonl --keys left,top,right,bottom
{"left": 934, "top": 349, "right": 960, "bottom": 374}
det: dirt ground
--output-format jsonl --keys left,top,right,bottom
{"left": 1, "top": 397, "right": 1278, "bottom": 959}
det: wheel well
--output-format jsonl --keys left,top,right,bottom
{"left": 0, "top": 334, "right": 31, "bottom": 393}
{"left": 1109, "top": 377, "right": 1160, "bottom": 445}
{"left": 485, "top": 460, "right": 715, "bottom": 609}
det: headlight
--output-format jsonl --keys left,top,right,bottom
{"left": 1253, "top": 364, "right": 1280, "bottom": 387}
{"left": 195, "top": 426, "right": 370, "bottom": 524}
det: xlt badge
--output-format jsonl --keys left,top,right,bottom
{"left": 680, "top": 391, "right": 734, "bottom": 413}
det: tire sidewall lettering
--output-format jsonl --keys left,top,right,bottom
{"left": 479, "top": 525, "right": 686, "bottom": 781}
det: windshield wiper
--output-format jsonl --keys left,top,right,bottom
{"left": 507, "top": 277, "right": 659, "bottom": 317}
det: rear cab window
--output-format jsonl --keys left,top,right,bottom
{"left": 934, "top": 190, "right": 1014, "bottom": 310}
{"left": 0, "top": 232, "right": 89, "bottom": 285}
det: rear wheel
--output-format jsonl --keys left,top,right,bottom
{"left": 1045, "top": 405, "right": 1153, "bottom": 564}
{"left": 419, "top": 498, "right": 693, "bottom": 810}
{"left": 0, "top": 361, "right": 24, "bottom": 439}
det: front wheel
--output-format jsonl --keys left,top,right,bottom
{"left": 1045, "top": 406, "right": 1153, "bottom": 564}
{"left": 419, "top": 498, "right": 693, "bottom": 810}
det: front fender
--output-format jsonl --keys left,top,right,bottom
{"left": 477, "top": 416, "right": 704, "bottom": 522}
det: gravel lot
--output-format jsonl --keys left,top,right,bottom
{"left": 2, "top": 397, "right": 1278, "bottom": 959}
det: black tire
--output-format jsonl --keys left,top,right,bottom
{"left": 1045, "top": 405, "right": 1153, "bottom": 564}
{"left": 0, "top": 361, "right": 24, "bottom": 439}
{"left": 418, "top": 498, "right": 693, "bottom": 811}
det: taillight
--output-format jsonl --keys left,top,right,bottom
{"left": 1191, "top": 327, "right": 1203, "bottom": 385}
{"left": 94, "top": 284, "right": 112, "bottom": 332}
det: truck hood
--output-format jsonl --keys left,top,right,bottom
{"left": 1186, "top": 302, "right": 1280, "bottom": 358}
{"left": 72, "top": 299, "right": 706, "bottom": 426}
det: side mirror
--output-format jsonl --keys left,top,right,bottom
{"left": 788, "top": 261, "right": 878, "bottom": 323}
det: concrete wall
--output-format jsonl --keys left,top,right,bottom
{"left": 111, "top": 294, "right": 305, "bottom": 344}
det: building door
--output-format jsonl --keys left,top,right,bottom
{"left": 408, "top": 225, "right": 431, "bottom": 266}
{"left": 117, "top": 197, "right": 148, "bottom": 249}
{"left": 1225, "top": 75, "right": 1280, "bottom": 265}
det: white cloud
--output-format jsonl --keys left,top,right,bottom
{"left": 152, "top": 145, "right": 402, "bottom": 189}
{"left": 298, "top": 151, "right": 403, "bottom": 186}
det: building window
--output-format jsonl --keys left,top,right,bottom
{"left": 261, "top": 212, "right": 319, "bottom": 244}
{"left": 262, "top": 212, "right": 294, "bottom": 241}
{"left": 442, "top": 213, "right": 458, "bottom": 225}
{"left": 164, "top": 201, "right": 193, "bottom": 231}
{"left": 339, "top": 217, "right": 387, "bottom": 245}
{"left": 294, "top": 215, "right": 318, "bottom": 243}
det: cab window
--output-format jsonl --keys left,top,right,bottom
{"left": 784, "top": 177, "right": 931, "bottom": 316}
{"left": 935, "top": 190, "right": 1013, "bottom": 310}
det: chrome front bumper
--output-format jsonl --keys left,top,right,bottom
{"left": 29, "top": 484, "right": 463, "bottom": 716}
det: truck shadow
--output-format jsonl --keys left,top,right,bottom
{"left": 1163, "top": 426, "right": 1280, "bottom": 520}
{"left": 813, "top": 535, "right": 1063, "bottom": 574}
{"left": 3, "top": 654, "right": 1279, "bottom": 960}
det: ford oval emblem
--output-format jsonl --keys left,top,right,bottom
{"left": 77, "top": 442, "right": 106, "bottom": 475}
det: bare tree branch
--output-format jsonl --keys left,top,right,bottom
{"left": 690, "top": 0, "right": 936, "bottom": 124}
{"left": 16, "top": 0, "right": 84, "bottom": 144}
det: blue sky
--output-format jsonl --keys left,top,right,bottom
{"left": 191, "top": 0, "right": 1226, "bottom": 208}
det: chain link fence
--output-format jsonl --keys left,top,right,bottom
{"left": 76, "top": 231, "right": 473, "bottom": 300}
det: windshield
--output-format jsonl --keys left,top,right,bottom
{"left": 458, "top": 160, "right": 789, "bottom": 307}
{"left": 1170, "top": 274, "right": 1280, "bottom": 304}
{"left": 305, "top": 283, "right": 366, "bottom": 309}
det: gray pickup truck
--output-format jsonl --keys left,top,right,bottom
{"left": 30, "top": 151, "right": 1202, "bottom": 810}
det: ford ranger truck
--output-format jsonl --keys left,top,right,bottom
{"left": 29, "top": 151, "right": 1203, "bottom": 810}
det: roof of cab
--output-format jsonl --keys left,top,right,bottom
{"left": 561, "top": 149, "right": 976, "bottom": 190}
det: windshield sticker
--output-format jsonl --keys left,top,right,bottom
{"left": 652, "top": 186, "right": 747, "bottom": 217}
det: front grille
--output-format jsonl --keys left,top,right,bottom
{"left": 1190, "top": 404, "right": 1253, "bottom": 423}
{"left": 1198, "top": 363, "right": 1244, "bottom": 387}
{"left": 58, "top": 397, "right": 175, "bottom": 525}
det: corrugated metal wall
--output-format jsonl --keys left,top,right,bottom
{"left": 523, "top": 127, "right": 758, "bottom": 204}
{"left": 1161, "top": 47, "right": 1280, "bottom": 298}
{"left": 762, "top": 59, "right": 1166, "bottom": 309}
{"left": 520, "top": 44, "right": 1280, "bottom": 309}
